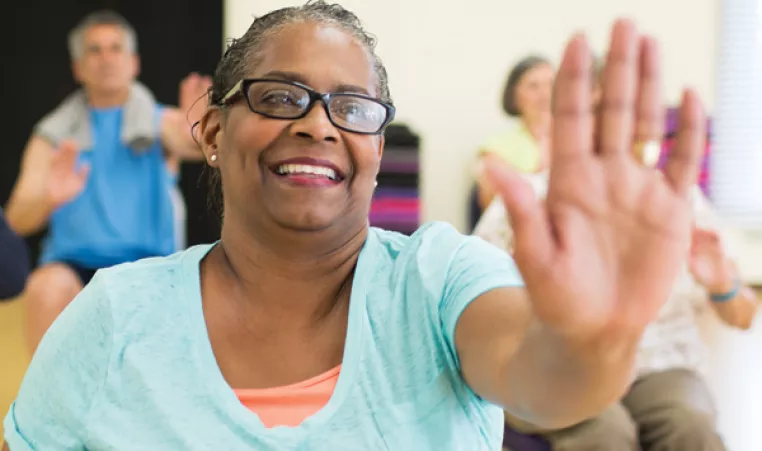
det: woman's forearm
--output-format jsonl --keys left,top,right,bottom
{"left": 498, "top": 320, "right": 638, "bottom": 429}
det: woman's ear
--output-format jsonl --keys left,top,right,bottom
{"left": 199, "top": 108, "right": 223, "bottom": 167}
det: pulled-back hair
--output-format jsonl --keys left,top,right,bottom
{"left": 501, "top": 55, "right": 551, "bottom": 117}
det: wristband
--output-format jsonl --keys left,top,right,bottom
{"left": 710, "top": 279, "right": 740, "bottom": 303}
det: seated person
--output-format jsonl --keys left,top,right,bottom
{"left": 474, "top": 157, "right": 759, "bottom": 451}
{"left": 3, "top": 10, "right": 210, "bottom": 353}
{"left": 469, "top": 56, "right": 602, "bottom": 231}
{"left": 473, "top": 56, "right": 554, "bottom": 215}
{"left": 0, "top": 209, "right": 30, "bottom": 300}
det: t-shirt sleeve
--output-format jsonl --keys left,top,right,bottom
{"left": 440, "top": 234, "right": 524, "bottom": 369}
{"left": 3, "top": 272, "right": 113, "bottom": 450}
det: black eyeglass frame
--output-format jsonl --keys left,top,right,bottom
{"left": 218, "top": 78, "right": 396, "bottom": 135}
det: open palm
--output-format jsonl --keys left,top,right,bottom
{"left": 48, "top": 140, "right": 90, "bottom": 209}
{"left": 179, "top": 72, "right": 213, "bottom": 131}
{"left": 487, "top": 20, "right": 705, "bottom": 342}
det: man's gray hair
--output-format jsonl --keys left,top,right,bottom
{"left": 68, "top": 10, "right": 137, "bottom": 60}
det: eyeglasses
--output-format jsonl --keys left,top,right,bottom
{"left": 219, "top": 79, "right": 396, "bottom": 135}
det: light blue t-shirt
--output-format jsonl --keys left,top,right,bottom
{"left": 4, "top": 222, "right": 523, "bottom": 450}
{"left": 39, "top": 105, "right": 177, "bottom": 269}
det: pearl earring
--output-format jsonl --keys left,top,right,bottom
{"left": 374, "top": 180, "right": 378, "bottom": 187}
{"left": 210, "top": 154, "right": 217, "bottom": 162}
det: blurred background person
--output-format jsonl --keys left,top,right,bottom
{"left": 0, "top": 209, "right": 30, "bottom": 301}
{"left": 469, "top": 55, "right": 604, "bottom": 232}
{"left": 3, "top": 10, "right": 211, "bottom": 353}
{"left": 472, "top": 56, "right": 554, "bottom": 216}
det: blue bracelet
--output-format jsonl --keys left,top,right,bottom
{"left": 710, "top": 279, "right": 740, "bottom": 303}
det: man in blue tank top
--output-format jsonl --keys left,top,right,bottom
{"left": 3, "top": 10, "right": 210, "bottom": 353}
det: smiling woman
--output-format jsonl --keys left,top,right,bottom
{"left": 200, "top": 12, "right": 392, "bottom": 233}
{"left": 3, "top": 1, "right": 711, "bottom": 450}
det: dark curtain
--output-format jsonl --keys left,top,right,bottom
{"left": 2, "top": 0, "right": 223, "bottom": 265}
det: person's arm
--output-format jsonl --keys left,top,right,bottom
{"left": 689, "top": 190, "right": 759, "bottom": 329}
{"left": 469, "top": 191, "right": 638, "bottom": 428}
{"left": 471, "top": 176, "right": 623, "bottom": 429}
{"left": 455, "top": 288, "right": 637, "bottom": 429}
{"left": 159, "top": 108, "right": 204, "bottom": 161}
{"left": 709, "top": 279, "right": 759, "bottom": 330}
{"left": 445, "top": 233, "right": 636, "bottom": 429}
{"left": 470, "top": 191, "right": 654, "bottom": 429}
{"left": 4, "top": 137, "right": 55, "bottom": 236}
{"left": 0, "top": 210, "right": 30, "bottom": 300}
{"left": 694, "top": 251, "right": 759, "bottom": 330}
{"left": 2, "top": 273, "right": 112, "bottom": 449}
{"left": 159, "top": 73, "right": 212, "bottom": 162}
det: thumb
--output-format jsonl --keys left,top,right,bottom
{"left": 483, "top": 153, "right": 553, "bottom": 273}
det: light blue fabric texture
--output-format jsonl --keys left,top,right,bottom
{"left": 5, "top": 222, "right": 523, "bottom": 450}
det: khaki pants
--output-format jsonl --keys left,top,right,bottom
{"left": 507, "top": 368, "right": 727, "bottom": 451}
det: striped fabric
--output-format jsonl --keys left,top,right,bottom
{"left": 370, "top": 124, "right": 420, "bottom": 234}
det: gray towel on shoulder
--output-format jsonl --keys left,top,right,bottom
{"left": 34, "top": 82, "right": 160, "bottom": 152}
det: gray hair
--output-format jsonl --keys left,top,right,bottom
{"left": 210, "top": 0, "right": 391, "bottom": 106}
{"left": 502, "top": 55, "right": 552, "bottom": 117}
{"left": 68, "top": 10, "right": 138, "bottom": 60}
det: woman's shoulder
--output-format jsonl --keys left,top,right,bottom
{"left": 477, "top": 126, "right": 540, "bottom": 172}
{"left": 99, "top": 244, "right": 209, "bottom": 284}
{"left": 369, "top": 222, "right": 513, "bottom": 274}
{"left": 90, "top": 244, "right": 213, "bottom": 315}
{"left": 480, "top": 121, "right": 535, "bottom": 147}
{"left": 370, "top": 222, "right": 470, "bottom": 254}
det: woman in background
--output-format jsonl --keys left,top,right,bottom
{"left": 473, "top": 56, "right": 554, "bottom": 214}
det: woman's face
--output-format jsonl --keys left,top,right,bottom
{"left": 202, "top": 22, "right": 384, "bottom": 234}
{"left": 514, "top": 63, "right": 554, "bottom": 123}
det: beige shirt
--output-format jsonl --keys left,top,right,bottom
{"left": 472, "top": 172, "right": 735, "bottom": 376}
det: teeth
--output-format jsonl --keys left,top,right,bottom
{"left": 276, "top": 164, "right": 338, "bottom": 180}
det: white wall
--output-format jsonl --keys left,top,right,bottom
{"left": 225, "top": 0, "right": 718, "bottom": 232}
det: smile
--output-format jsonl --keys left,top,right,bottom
{"left": 274, "top": 164, "right": 340, "bottom": 181}
{"left": 268, "top": 158, "right": 347, "bottom": 188}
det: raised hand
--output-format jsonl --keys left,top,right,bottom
{"left": 486, "top": 20, "right": 706, "bottom": 342}
{"left": 179, "top": 72, "right": 213, "bottom": 127}
{"left": 48, "top": 140, "right": 90, "bottom": 209}
{"left": 688, "top": 228, "right": 735, "bottom": 293}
